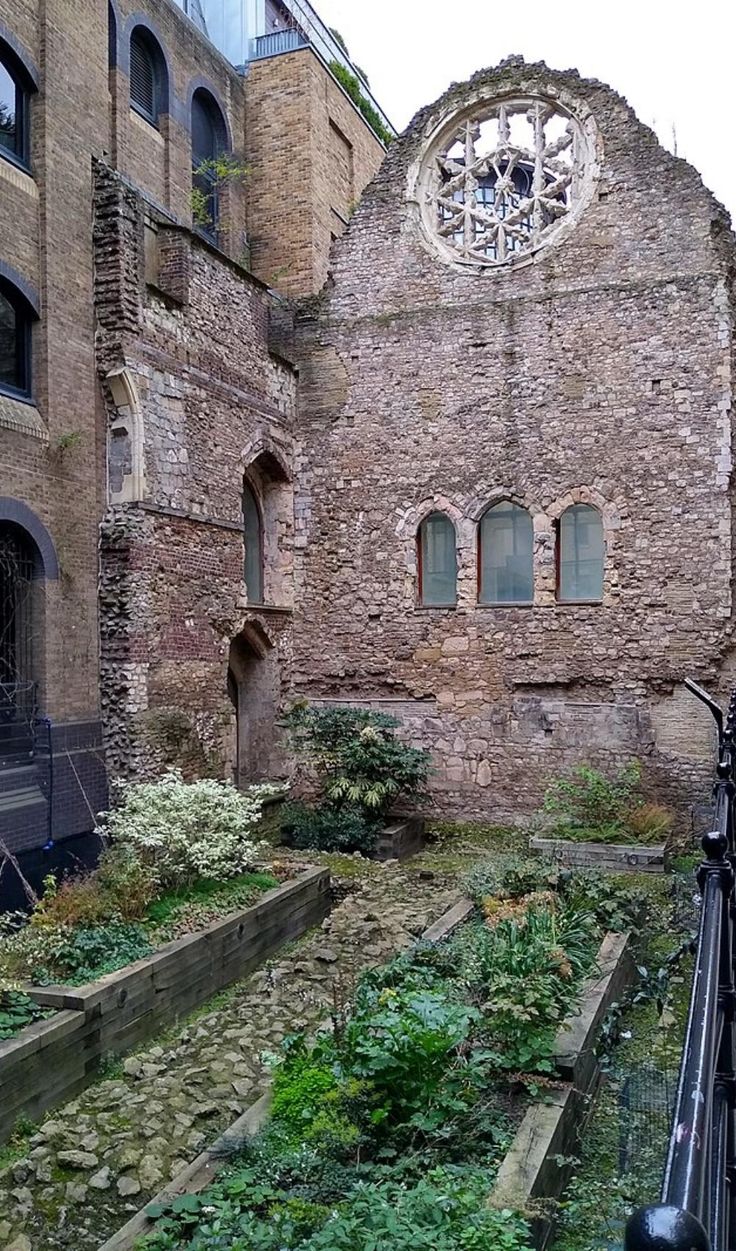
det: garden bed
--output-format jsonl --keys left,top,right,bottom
{"left": 0, "top": 868, "right": 330, "bottom": 1145}
{"left": 529, "top": 836, "right": 668, "bottom": 873}
{"left": 119, "top": 857, "right": 647, "bottom": 1251}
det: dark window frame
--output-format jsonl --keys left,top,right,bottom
{"left": 242, "top": 478, "right": 265, "bottom": 605}
{"left": 0, "top": 44, "right": 31, "bottom": 173}
{"left": 129, "top": 27, "right": 164, "bottom": 127}
{"left": 191, "top": 88, "right": 229, "bottom": 241}
{"left": 0, "top": 278, "right": 32, "bottom": 402}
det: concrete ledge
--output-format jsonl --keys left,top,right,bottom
{"left": 530, "top": 836, "right": 667, "bottom": 873}
{"left": 0, "top": 869, "right": 330, "bottom": 1146}
{"left": 489, "top": 929, "right": 637, "bottom": 1249}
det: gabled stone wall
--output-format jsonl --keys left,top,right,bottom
{"left": 292, "top": 59, "right": 736, "bottom": 820}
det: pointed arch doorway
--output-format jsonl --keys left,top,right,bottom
{"left": 227, "top": 624, "right": 280, "bottom": 787}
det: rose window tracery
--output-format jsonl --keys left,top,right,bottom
{"left": 417, "top": 95, "right": 597, "bottom": 269}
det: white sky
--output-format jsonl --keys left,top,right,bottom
{"left": 315, "top": 0, "right": 736, "bottom": 222}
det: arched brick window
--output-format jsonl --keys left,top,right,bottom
{"left": 0, "top": 37, "right": 33, "bottom": 170}
{"left": 129, "top": 26, "right": 167, "bottom": 126}
{"left": 478, "top": 501, "right": 534, "bottom": 605}
{"left": 417, "top": 512, "right": 457, "bottom": 607}
{"left": 243, "top": 480, "right": 263, "bottom": 604}
{"left": 191, "top": 88, "right": 228, "bottom": 238}
{"left": 0, "top": 276, "right": 33, "bottom": 399}
{"left": 556, "top": 504, "right": 604, "bottom": 603}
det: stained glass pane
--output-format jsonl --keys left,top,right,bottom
{"left": 243, "top": 483, "right": 263, "bottom": 603}
{"left": 479, "top": 502, "right": 533, "bottom": 604}
{"left": 420, "top": 513, "right": 457, "bottom": 606}
{"left": 558, "top": 505, "right": 604, "bottom": 602}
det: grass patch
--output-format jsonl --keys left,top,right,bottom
{"left": 144, "top": 871, "right": 278, "bottom": 940}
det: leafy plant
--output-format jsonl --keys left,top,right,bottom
{"left": 328, "top": 60, "right": 393, "bottom": 146}
{"left": 96, "top": 771, "right": 278, "bottom": 889}
{"left": 284, "top": 704, "right": 429, "bottom": 818}
{"left": 145, "top": 871, "right": 277, "bottom": 939}
{"left": 282, "top": 803, "right": 379, "bottom": 854}
{"left": 542, "top": 761, "right": 672, "bottom": 845}
{"left": 42, "top": 921, "right": 154, "bottom": 984}
{"left": 0, "top": 990, "right": 48, "bottom": 1040}
{"left": 191, "top": 153, "right": 250, "bottom": 232}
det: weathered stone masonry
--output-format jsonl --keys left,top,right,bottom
{"left": 292, "top": 59, "right": 736, "bottom": 820}
{"left": 95, "top": 162, "right": 296, "bottom": 785}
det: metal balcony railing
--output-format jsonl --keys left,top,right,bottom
{"left": 625, "top": 679, "right": 736, "bottom": 1251}
{"left": 251, "top": 29, "right": 309, "bottom": 59}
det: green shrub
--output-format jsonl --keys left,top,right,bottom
{"left": 542, "top": 762, "right": 673, "bottom": 845}
{"left": 0, "top": 990, "right": 48, "bottom": 1040}
{"left": 282, "top": 803, "right": 379, "bottom": 854}
{"left": 284, "top": 704, "right": 429, "bottom": 820}
{"left": 46, "top": 921, "right": 154, "bottom": 984}
{"left": 96, "top": 771, "right": 278, "bottom": 888}
{"left": 327, "top": 61, "right": 392, "bottom": 146}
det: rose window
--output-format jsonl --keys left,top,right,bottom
{"left": 418, "top": 96, "right": 597, "bottom": 269}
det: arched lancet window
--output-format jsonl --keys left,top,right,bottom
{"left": 243, "top": 480, "right": 263, "bottom": 604}
{"left": 191, "top": 88, "right": 228, "bottom": 238}
{"left": 0, "top": 40, "right": 32, "bottom": 168}
{"left": 478, "top": 501, "right": 533, "bottom": 604}
{"left": 0, "top": 278, "right": 33, "bottom": 399}
{"left": 557, "top": 504, "right": 604, "bottom": 603}
{"left": 108, "top": 3, "right": 118, "bottom": 70}
{"left": 418, "top": 513, "right": 457, "bottom": 607}
{"left": 0, "top": 522, "right": 42, "bottom": 745}
{"left": 129, "top": 27, "right": 166, "bottom": 125}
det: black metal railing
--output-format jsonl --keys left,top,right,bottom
{"left": 625, "top": 680, "right": 736, "bottom": 1251}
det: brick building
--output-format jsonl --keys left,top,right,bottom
{"left": 0, "top": 0, "right": 387, "bottom": 894}
{"left": 1, "top": 0, "right": 734, "bottom": 891}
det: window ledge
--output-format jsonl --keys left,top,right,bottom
{"left": 415, "top": 604, "right": 457, "bottom": 611}
{"left": 476, "top": 602, "right": 534, "bottom": 609}
{"left": 555, "top": 600, "right": 604, "bottom": 607}
{"left": 130, "top": 106, "right": 164, "bottom": 143}
{"left": 0, "top": 151, "right": 37, "bottom": 197}
{"left": 244, "top": 603, "right": 293, "bottom": 615}
{"left": 0, "top": 392, "right": 46, "bottom": 440}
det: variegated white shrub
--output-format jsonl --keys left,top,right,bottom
{"left": 96, "top": 771, "right": 281, "bottom": 887}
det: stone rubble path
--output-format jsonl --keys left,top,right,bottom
{"left": 0, "top": 865, "right": 456, "bottom": 1251}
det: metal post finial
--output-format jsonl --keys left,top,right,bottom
{"left": 624, "top": 1205, "right": 711, "bottom": 1251}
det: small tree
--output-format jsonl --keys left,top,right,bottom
{"left": 284, "top": 704, "right": 430, "bottom": 819}
{"left": 191, "top": 153, "right": 250, "bottom": 234}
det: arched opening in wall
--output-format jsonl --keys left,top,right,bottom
{"left": 191, "top": 87, "right": 229, "bottom": 240}
{"left": 242, "top": 450, "right": 291, "bottom": 607}
{"left": 0, "top": 522, "right": 44, "bottom": 761}
{"left": 478, "top": 501, "right": 534, "bottom": 605}
{"left": 417, "top": 512, "right": 457, "bottom": 606}
{"left": 227, "top": 627, "right": 280, "bottom": 787}
{"left": 129, "top": 26, "right": 168, "bottom": 128}
{"left": 556, "top": 504, "right": 604, "bottom": 603}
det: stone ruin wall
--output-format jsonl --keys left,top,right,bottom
{"left": 292, "top": 60, "right": 736, "bottom": 823}
{"left": 94, "top": 162, "right": 296, "bottom": 784}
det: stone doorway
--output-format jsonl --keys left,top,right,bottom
{"left": 227, "top": 625, "right": 280, "bottom": 787}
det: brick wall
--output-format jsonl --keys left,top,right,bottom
{"left": 95, "top": 163, "right": 296, "bottom": 783}
{"left": 245, "top": 46, "right": 386, "bottom": 295}
{"left": 292, "top": 59, "right": 736, "bottom": 821}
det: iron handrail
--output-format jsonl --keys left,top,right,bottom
{"left": 624, "top": 685, "right": 736, "bottom": 1251}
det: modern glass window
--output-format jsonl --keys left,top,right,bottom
{"left": 0, "top": 49, "right": 29, "bottom": 167}
{"left": 129, "top": 29, "right": 163, "bottom": 125}
{"left": 418, "top": 513, "right": 457, "bottom": 606}
{"left": 557, "top": 504, "right": 604, "bottom": 602}
{"left": 192, "top": 88, "right": 228, "bottom": 237}
{"left": 479, "top": 501, "right": 534, "bottom": 604}
{"left": 243, "top": 481, "right": 263, "bottom": 603}
{"left": 0, "top": 281, "right": 31, "bottom": 398}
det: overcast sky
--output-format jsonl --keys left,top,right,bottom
{"left": 315, "top": 0, "right": 736, "bottom": 222}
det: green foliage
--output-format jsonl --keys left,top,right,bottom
{"left": 284, "top": 704, "right": 429, "bottom": 819}
{"left": 542, "top": 761, "right": 673, "bottom": 845}
{"left": 44, "top": 921, "right": 154, "bottom": 985}
{"left": 191, "top": 153, "right": 250, "bottom": 230}
{"left": 145, "top": 871, "right": 277, "bottom": 939}
{"left": 328, "top": 61, "right": 393, "bottom": 145}
{"left": 0, "top": 989, "right": 48, "bottom": 1040}
{"left": 282, "top": 803, "right": 379, "bottom": 854}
